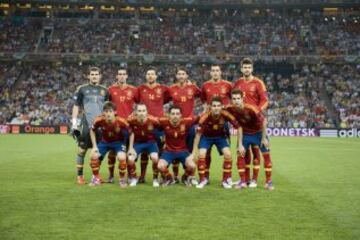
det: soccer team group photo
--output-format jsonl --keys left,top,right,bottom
{"left": 1, "top": 1, "right": 359, "bottom": 239}
{"left": 72, "top": 59, "right": 274, "bottom": 190}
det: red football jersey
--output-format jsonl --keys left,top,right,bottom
{"left": 201, "top": 80, "right": 232, "bottom": 106}
{"left": 108, "top": 84, "right": 138, "bottom": 118}
{"left": 197, "top": 110, "right": 239, "bottom": 137}
{"left": 159, "top": 117, "right": 196, "bottom": 152}
{"left": 169, "top": 83, "right": 201, "bottom": 117}
{"left": 137, "top": 84, "right": 170, "bottom": 117}
{"left": 225, "top": 104, "right": 264, "bottom": 135}
{"left": 233, "top": 77, "right": 268, "bottom": 111}
{"left": 92, "top": 115, "right": 131, "bottom": 143}
{"left": 127, "top": 115, "right": 159, "bottom": 143}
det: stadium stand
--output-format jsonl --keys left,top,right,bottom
{"left": 0, "top": 4, "right": 359, "bottom": 128}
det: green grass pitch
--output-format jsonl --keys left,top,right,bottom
{"left": 1, "top": 135, "right": 359, "bottom": 240}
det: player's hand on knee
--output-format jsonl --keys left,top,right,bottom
{"left": 91, "top": 147, "right": 99, "bottom": 155}
{"left": 157, "top": 160, "right": 167, "bottom": 170}
{"left": 261, "top": 138, "right": 269, "bottom": 148}
{"left": 117, "top": 152, "right": 127, "bottom": 162}
{"left": 91, "top": 147, "right": 100, "bottom": 159}
{"left": 128, "top": 148, "right": 136, "bottom": 159}
{"left": 185, "top": 158, "right": 195, "bottom": 169}
{"left": 237, "top": 145, "right": 245, "bottom": 157}
{"left": 150, "top": 153, "right": 159, "bottom": 163}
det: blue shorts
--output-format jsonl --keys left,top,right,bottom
{"left": 134, "top": 141, "right": 159, "bottom": 156}
{"left": 199, "top": 136, "right": 230, "bottom": 153}
{"left": 243, "top": 131, "right": 270, "bottom": 153}
{"left": 98, "top": 141, "right": 126, "bottom": 160}
{"left": 161, "top": 151, "right": 190, "bottom": 166}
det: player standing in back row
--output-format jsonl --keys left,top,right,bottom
{"left": 71, "top": 67, "right": 109, "bottom": 185}
{"left": 200, "top": 64, "right": 233, "bottom": 184}
{"left": 137, "top": 67, "right": 170, "bottom": 183}
{"left": 108, "top": 67, "right": 138, "bottom": 183}
{"left": 233, "top": 58, "right": 269, "bottom": 187}
{"left": 168, "top": 67, "right": 201, "bottom": 181}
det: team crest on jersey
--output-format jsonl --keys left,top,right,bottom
{"left": 127, "top": 91, "right": 133, "bottom": 97}
{"left": 115, "top": 127, "right": 121, "bottom": 133}
{"left": 180, "top": 124, "right": 185, "bottom": 132}
{"left": 221, "top": 87, "right": 226, "bottom": 94}
{"left": 219, "top": 118, "right": 225, "bottom": 124}
{"left": 100, "top": 90, "right": 105, "bottom": 96}
{"left": 156, "top": 88, "right": 162, "bottom": 94}
{"left": 113, "top": 92, "right": 118, "bottom": 96}
{"left": 213, "top": 124, "right": 218, "bottom": 130}
{"left": 187, "top": 89, "right": 193, "bottom": 95}
{"left": 250, "top": 85, "right": 256, "bottom": 92}
{"left": 174, "top": 91, "right": 178, "bottom": 96}
{"left": 148, "top": 124, "right": 154, "bottom": 131}
{"left": 244, "top": 113, "right": 251, "bottom": 121}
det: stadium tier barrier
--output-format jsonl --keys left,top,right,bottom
{"left": 1, "top": 125, "right": 359, "bottom": 138}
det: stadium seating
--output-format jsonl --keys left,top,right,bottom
{"left": 0, "top": 9, "right": 359, "bottom": 127}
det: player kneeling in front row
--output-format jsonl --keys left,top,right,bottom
{"left": 89, "top": 102, "right": 132, "bottom": 188}
{"left": 226, "top": 90, "right": 274, "bottom": 190}
{"left": 157, "top": 106, "right": 198, "bottom": 187}
{"left": 127, "top": 104, "right": 161, "bottom": 187}
{"left": 193, "top": 97, "right": 242, "bottom": 189}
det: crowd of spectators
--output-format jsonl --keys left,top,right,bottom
{"left": 1, "top": 62, "right": 359, "bottom": 128}
{"left": 265, "top": 65, "right": 333, "bottom": 128}
{"left": 39, "top": 11, "right": 360, "bottom": 56}
{"left": 0, "top": 18, "right": 41, "bottom": 53}
{"left": 322, "top": 64, "right": 360, "bottom": 128}
{"left": 1, "top": 10, "right": 359, "bottom": 56}
{"left": 1, "top": 9, "right": 359, "bottom": 128}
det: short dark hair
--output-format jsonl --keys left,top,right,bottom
{"left": 169, "top": 105, "right": 182, "bottom": 114}
{"left": 117, "top": 67, "right": 128, "bottom": 73}
{"left": 210, "top": 64, "right": 222, "bottom": 70}
{"left": 240, "top": 57, "right": 253, "bottom": 67}
{"left": 231, "top": 89, "right": 244, "bottom": 97}
{"left": 146, "top": 66, "right": 157, "bottom": 74}
{"left": 89, "top": 66, "right": 101, "bottom": 74}
{"left": 211, "top": 96, "right": 222, "bottom": 105}
{"left": 135, "top": 103, "right": 147, "bottom": 111}
{"left": 103, "top": 101, "right": 116, "bottom": 111}
{"left": 176, "top": 66, "right": 188, "bottom": 74}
